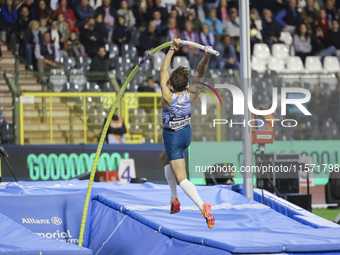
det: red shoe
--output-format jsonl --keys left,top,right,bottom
{"left": 170, "top": 197, "right": 180, "bottom": 214}
{"left": 202, "top": 202, "right": 215, "bottom": 228}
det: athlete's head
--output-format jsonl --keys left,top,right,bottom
{"left": 168, "top": 66, "right": 189, "bottom": 92}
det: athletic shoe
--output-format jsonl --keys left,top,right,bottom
{"left": 170, "top": 197, "right": 180, "bottom": 214}
{"left": 202, "top": 202, "right": 215, "bottom": 228}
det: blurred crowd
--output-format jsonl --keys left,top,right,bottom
{"left": 1, "top": 0, "right": 340, "bottom": 72}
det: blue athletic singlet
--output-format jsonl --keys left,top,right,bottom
{"left": 162, "top": 90, "right": 194, "bottom": 161}
{"left": 162, "top": 90, "right": 194, "bottom": 131}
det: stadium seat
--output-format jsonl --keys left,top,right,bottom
{"left": 121, "top": 44, "right": 138, "bottom": 60}
{"left": 60, "top": 57, "right": 75, "bottom": 72}
{"left": 251, "top": 56, "right": 266, "bottom": 73}
{"left": 69, "top": 69, "right": 88, "bottom": 90}
{"left": 268, "top": 57, "right": 285, "bottom": 73}
{"left": 61, "top": 82, "right": 79, "bottom": 92}
{"left": 49, "top": 69, "right": 68, "bottom": 92}
{"left": 320, "top": 82, "right": 331, "bottom": 97}
{"left": 280, "top": 32, "right": 293, "bottom": 45}
{"left": 322, "top": 118, "right": 339, "bottom": 140}
{"left": 105, "top": 43, "right": 119, "bottom": 60}
{"left": 286, "top": 57, "right": 305, "bottom": 73}
{"left": 172, "top": 56, "right": 191, "bottom": 70}
{"left": 306, "top": 118, "right": 321, "bottom": 140}
{"left": 130, "top": 74, "right": 144, "bottom": 89}
{"left": 253, "top": 43, "right": 271, "bottom": 63}
{"left": 115, "top": 57, "right": 133, "bottom": 72}
{"left": 323, "top": 56, "right": 340, "bottom": 72}
{"left": 101, "top": 82, "right": 114, "bottom": 92}
{"left": 82, "top": 82, "right": 100, "bottom": 92}
{"left": 272, "top": 44, "right": 290, "bottom": 62}
{"left": 151, "top": 51, "right": 165, "bottom": 71}
{"left": 1, "top": 123, "right": 14, "bottom": 144}
{"left": 75, "top": 57, "right": 91, "bottom": 72}
{"left": 282, "top": 120, "right": 298, "bottom": 140}
{"left": 305, "top": 56, "right": 323, "bottom": 72}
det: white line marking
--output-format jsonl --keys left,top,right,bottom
{"left": 95, "top": 215, "right": 127, "bottom": 255}
{"left": 124, "top": 202, "right": 267, "bottom": 211}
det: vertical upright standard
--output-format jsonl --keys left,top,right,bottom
{"left": 239, "top": 0, "right": 253, "bottom": 199}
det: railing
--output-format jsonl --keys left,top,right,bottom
{"left": 19, "top": 92, "right": 222, "bottom": 145}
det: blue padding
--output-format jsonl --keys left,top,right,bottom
{"left": 0, "top": 180, "right": 340, "bottom": 254}
{"left": 89, "top": 183, "right": 340, "bottom": 254}
{"left": 0, "top": 212, "right": 92, "bottom": 254}
{"left": 253, "top": 188, "right": 340, "bottom": 229}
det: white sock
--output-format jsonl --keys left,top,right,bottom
{"left": 164, "top": 164, "right": 178, "bottom": 201}
{"left": 179, "top": 179, "right": 203, "bottom": 211}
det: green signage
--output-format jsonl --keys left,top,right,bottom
{"left": 27, "top": 152, "right": 130, "bottom": 181}
{"left": 189, "top": 140, "right": 340, "bottom": 185}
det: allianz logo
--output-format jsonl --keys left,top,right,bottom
{"left": 22, "top": 216, "right": 62, "bottom": 225}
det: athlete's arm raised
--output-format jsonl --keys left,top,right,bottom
{"left": 189, "top": 46, "right": 212, "bottom": 105}
{"left": 160, "top": 39, "right": 183, "bottom": 105}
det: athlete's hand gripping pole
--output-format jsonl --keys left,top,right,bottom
{"left": 180, "top": 40, "right": 220, "bottom": 56}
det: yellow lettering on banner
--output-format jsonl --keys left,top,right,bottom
{"left": 125, "top": 93, "right": 138, "bottom": 109}
{"left": 103, "top": 94, "right": 115, "bottom": 109}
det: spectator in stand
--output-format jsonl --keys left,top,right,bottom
{"left": 1, "top": 0, "right": 18, "bottom": 45}
{"left": 49, "top": 20, "right": 67, "bottom": 59}
{"left": 162, "top": 17, "right": 180, "bottom": 43}
{"left": 325, "top": 19, "right": 340, "bottom": 61}
{"left": 301, "top": 0, "right": 320, "bottom": 20}
{"left": 104, "top": 107, "right": 127, "bottom": 144}
{"left": 95, "top": 14, "right": 107, "bottom": 42}
{"left": 148, "top": 0, "right": 169, "bottom": 24}
{"left": 133, "top": 0, "right": 148, "bottom": 29}
{"left": 57, "top": 13, "right": 70, "bottom": 40}
{"left": 216, "top": 34, "right": 240, "bottom": 71}
{"left": 200, "top": 23, "right": 215, "bottom": 48}
{"left": 182, "top": 20, "right": 201, "bottom": 69}
{"left": 190, "top": 0, "right": 209, "bottom": 23}
{"left": 317, "top": 9, "right": 330, "bottom": 35}
{"left": 275, "top": 0, "right": 302, "bottom": 34}
{"left": 112, "top": 15, "right": 131, "bottom": 47}
{"left": 37, "top": 0, "right": 53, "bottom": 25}
{"left": 80, "top": 17, "right": 104, "bottom": 58}
{"left": 304, "top": 14, "right": 317, "bottom": 35}
{"left": 186, "top": 7, "right": 202, "bottom": 34}
{"left": 9, "top": 6, "right": 30, "bottom": 54}
{"left": 222, "top": 7, "right": 240, "bottom": 39}
{"left": 39, "top": 18, "right": 49, "bottom": 34}
{"left": 64, "top": 31, "right": 86, "bottom": 57}
{"left": 89, "top": 46, "right": 110, "bottom": 84}
{"left": 55, "top": 0, "right": 78, "bottom": 32}
{"left": 138, "top": 77, "right": 161, "bottom": 92}
{"left": 138, "top": 21, "right": 161, "bottom": 55}
{"left": 172, "top": 0, "right": 186, "bottom": 28}
{"left": 205, "top": 8, "right": 223, "bottom": 35}
{"left": 152, "top": 11, "right": 166, "bottom": 37}
{"left": 216, "top": 0, "right": 228, "bottom": 23}
{"left": 312, "top": 26, "right": 336, "bottom": 57}
{"left": 117, "top": 0, "right": 136, "bottom": 29}
{"left": 250, "top": 0, "right": 285, "bottom": 15}
{"left": 95, "top": 0, "right": 117, "bottom": 36}
{"left": 329, "top": 83, "right": 340, "bottom": 129}
{"left": 34, "top": 32, "right": 63, "bottom": 81}
{"left": 18, "top": 0, "right": 38, "bottom": 21}
{"left": 293, "top": 118, "right": 311, "bottom": 140}
{"left": 171, "top": 8, "right": 186, "bottom": 32}
{"left": 23, "top": 20, "right": 42, "bottom": 70}
{"left": 294, "top": 23, "right": 312, "bottom": 64}
{"left": 75, "top": 0, "right": 95, "bottom": 29}
{"left": 308, "top": 84, "right": 328, "bottom": 127}
{"left": 325, "top": 0, "right": 337, "bottom": 24}
{"left": 250, "top": 8, "right": 262, "bottom": 40}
